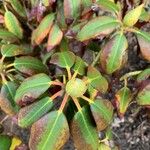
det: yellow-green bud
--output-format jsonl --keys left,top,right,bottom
{"left": 66, "top": 78, "right": 87, "bottom": 97}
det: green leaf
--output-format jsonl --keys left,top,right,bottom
{"left": 123, "top": 4, "right": 144, "bottom": 27}
{"left": 96, "top": 0, "right": 119, "bottom": 13}
{"left": 64, "top": 0, "right": 81, "bottom": 21}
{"left": 98, "top": 143, "right": 111, "bottom": 150}
{"left": 1, "top": 44, "right": 31, "bottom": 57}
{"left": 73, "top": 56, "right": 86, "bottom": 75}
{"left": 4, "top": 11, "right": 23, "bottom": 39}
{"left": 0, "top": 135, "right": 12, "bottom": 150}
{"left": 0, "top": 29, "right": 18, "bottom": 42}
{"left": 18, "top": 97, "right": 53, "bottom": 128}
{"left": 8, "top": 0, "right": 26, "bottom": 17}
{"left": 47, "top": 24, "right": 63, "bottom": 51}
{"left": 32, "top": 13, "right": 55, "bottom": 45}
{"left": 100, "top": 33, "right": 128, "bottom": 74}
{"left": 137, "top": 68, "right": 150, "bottom": 82}
{"left": 81, "top": 0, "right": 92, "bottom": 8}
{"left": 137, "top": 81, "right": 150, "bottom": 106}
{"left": 87, "top": 66, "right": 108, "bottom": 93}
{"left": 57, "top": 1, "right": 67, "bottom": 29}
{"left": 71, "top": 107, "right": 99, "bottom": 150}
{"left": 135, "top": 30, "right": 150, "bottom": 61}
{"left": 14, "top": 56, "right": 48, "bottom": 75}
{"left": 29, "top": 111, "right": 69, "bottom": 150}
{"left": 50, "top": 51, "right": 76, "bottom": 68}
{"left": 115, "top": 87, "right": 132, "bottom": 115}
{"left": 139, "top": 8, "right": 150, "bottom": 22}
{"left": 77, "top": 16, "right": 120, "bottom": 41}
{"left": 90, "top": 99, "right": 113, "bottom": 131}
{"left": 0, "top": 81, "right": 18, "bottom": 116}
{"left": 15, "top": 73, "right": 51, "bottom": 105}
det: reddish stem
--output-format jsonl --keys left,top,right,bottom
{"left": 59, "top": 93, "right": 69, "bottom": 112}
{"left": 50, "top": 90, "right": 63, "bottom": 100}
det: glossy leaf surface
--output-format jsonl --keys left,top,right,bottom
{"left": 1, "top": 44, "right": 31, "bottom": 57}
{"left": 137, "top": 68, "right": 150, "bottom": 82}
{"left": 64, "top": 0, "right": 81, "bottom": 21}
{"left": 50, "top": 51, "right": 76, "bottom": 68}
{"left": 18, "top": 97, "right": 53, "bottom": 128}
{"left": 137, "top": 81, "right": 150, "bottom": 105}
{"left": 0, "top": 29, "right": 18, "bottom": 42}
{"left": 115, "top": 87, "right": 132, "bottom": 115}
{"left": 47, "top": 24, "right": 63, "bottom": 51}
{"left": 73, "top": 56, "right": 86, "bottom": 75}
{"left": 32, "top": 13, "right": 55, "bottom": 45}
{"left": 29, "top": 111, "right": 69, "bottom": 150}
{"left": 8, "top": 0, "right": 26, "bottom": 17}
{"left": 87, "top": 66, "right": 108, "bottom": 93}
{"left": 96, "top": 0, "right": 119, "bottom": 13}
{"left": 77, "top": 16, "right": 119, "bottom": 41}
{"left": 4, "top": 11, "right": 23, "bottom": 39}
{"left": 135, "top": 30, "right": 150, "bottom": 61}
{"left": 0, "top": 81, "right": 18, "bottom": 116}
{"left": 71, "top": 107, "right": 99, "bottom": 150}
{"left": 90, "top": 99, "right": 113, "bottom": 131}
{"left": 123, "top": 4, "right": 144, "bottom": 27}
{"left": 15, "top": 73, "right": 51, "bottom": 105}
{"left": 100, "top": 33, "right": 128, "bottom": 74}
{"left": 14, "top": 56, "right": 48, "bottom": 75}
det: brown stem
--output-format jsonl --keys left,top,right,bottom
{"left": 59, "top": 93, "right": 69, "bottom": 112}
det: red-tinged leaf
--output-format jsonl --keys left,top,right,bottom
{"left": 137, "top": 68, "right": 150, "bottom": 82}
{"left": 0, "top": 15, "right": 4, "bottom": 23}
{"left": 14, "top": 56, "right": 48, "bottom": 75}
{"left": 137, "top": 80, "right": 150, "bottom": 106}
{"left": 115, "top": 87, "right": 132, "bottom": 115}
{"left": 18, "top": 97, "right": 53, "bottom": 128}
{"left": 1, "top": 44, "right": 31, "bottom": 57}
{"left": 135, "top": 30, "right": 150, "bottom": 61}
{"left": 47, "top": 24, "right": 63, "bottom": 51}
{"left": 57, "top": 1, "right": 67, "bottom": 29}
{"left": 0, "top": 81, "right": 18, "bottom": 116}
{"left": 15, "top": 73, "right": 51, "bottom": 106}
{"left": 31, "top": 13, "right": 55, "bottom": 45}
{"left": 90, "top": 99, "right": 114, "bottom": 131}
{"left": 29, "top": 111, "right": 69, "bottom": 150}
{"left": 87, "top": 66, "right": 108, "bottom": 93}
{"left": 0, "top": 29, "right": 19, "bottom": 43}
{"left": 50, "top": 51, "right": 76, "bottom": 68}
{"left": 100, "top": 33, "right": 128, "bottom": 74}
{"left": 77, "top": 16, "right": 120, "bottom": 41}
{"left": 64, "top": 0, "right": 81, "bottom": 23}
{"left": 4, "top": 11, "right": 23, "bottom": 39}
{"left": 71, "top": 107, "right": 99, "bottom": 150}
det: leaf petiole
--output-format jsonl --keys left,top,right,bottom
{"left": 81, "top": 95, "right": 94, "bottom": 104}
{"left": 66, "top": 67, "right": 72, "bottom": 80}
{"left": 59, "top": 93, "right": 69, "bottom": 112}
{"left": 50, "top": 81, "right": 64, "bottom": 86}
{"left": 72, "top": 97, "right": 82, "bottom": 111}
{"left": 50, "top": 90, "right": 63, "bottom": 101}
